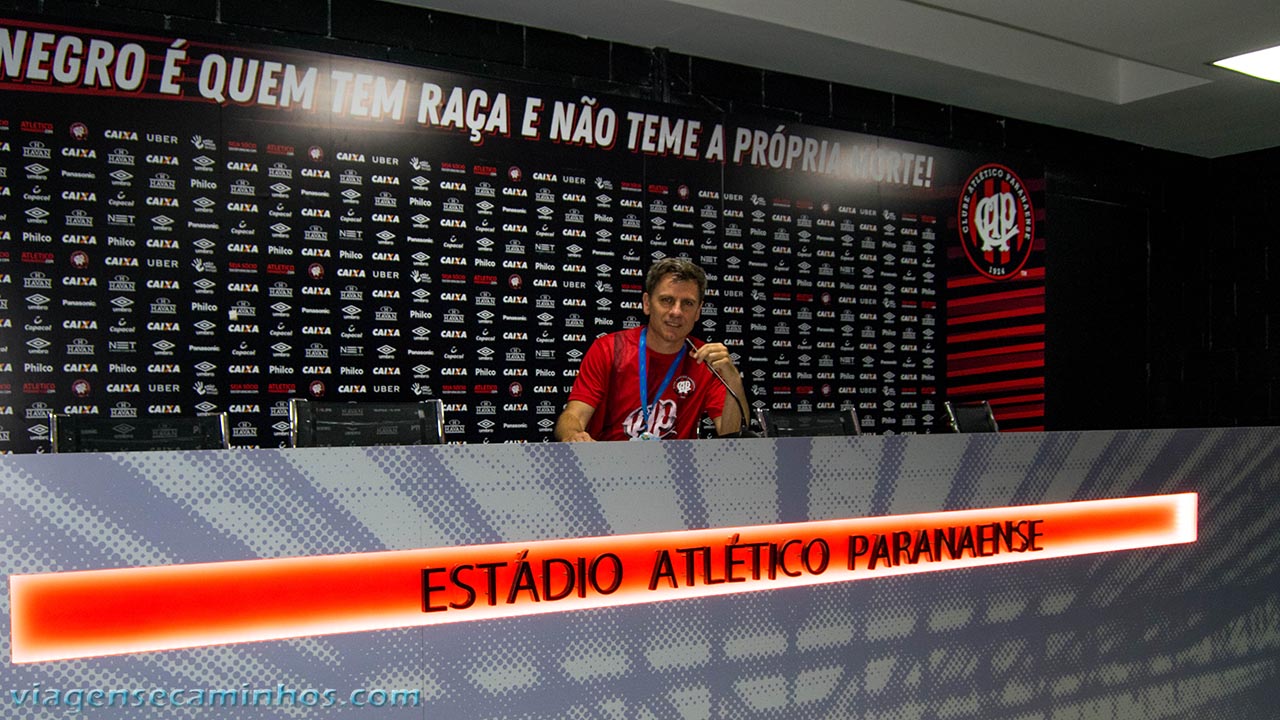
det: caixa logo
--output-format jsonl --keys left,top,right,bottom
{"left": 957, "top": 164, "right": 1035, "bottom": 280}
{"left": 148, "top": 404, "right": 182, "bottom": 414}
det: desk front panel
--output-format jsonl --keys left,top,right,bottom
{"left": 2, "top": 430, "right": 1276, "bottom": 718}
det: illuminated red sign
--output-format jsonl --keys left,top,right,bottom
{"left": 10, "top": 493, "right": 1196, "bottom": 663}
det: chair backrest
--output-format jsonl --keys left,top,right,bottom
{"left": 755, "top": 408, "right": 861, "bottom": 438}
{"left": 50, "top": 413, "right": 231, "bottom": 453}
{"left": 290, "top": 399, "right": 445, "bottom": 447}
{"left": 944, "top": 400, "right": 999, "bottom": 432}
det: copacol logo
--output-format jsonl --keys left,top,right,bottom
{"left": 957, "top": 164, "right": 1034, "bottom": 280}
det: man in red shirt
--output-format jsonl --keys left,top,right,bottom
{"left": 555, "top": 258, "right": 749, "bottom": 441}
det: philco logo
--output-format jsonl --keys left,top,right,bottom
{"left": 957, "top": 164, "right": 1034, "bottom": 280}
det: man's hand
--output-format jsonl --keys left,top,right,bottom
{"left": 691, "top": 342, "right": 740, "bottom": 382}
{"left": 555, "top": 400, "right": 597, "bottom": 442}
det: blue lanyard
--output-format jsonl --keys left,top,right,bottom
{"left": 638, "top": 329, "right": 687, "bottom": 435}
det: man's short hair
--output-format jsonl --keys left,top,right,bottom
{"left": 645, "top": 258, "right": 707, "bottom": 302}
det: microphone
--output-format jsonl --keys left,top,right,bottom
{"left": 686, "top": 337, "right": 758, "bottom": 438}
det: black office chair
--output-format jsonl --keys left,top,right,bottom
{"left": 755, "top": 408, "right": 861, "bottom": 438}
{"left": 944, "top": 400, "right": 999, "bottom": 432}
{"left": 50, "top": 413, "right": 231, "bottom": 453}
{"left": 290, "top": 399, "right": 445, "bottom": 447}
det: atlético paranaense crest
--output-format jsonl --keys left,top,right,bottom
{"left": 957, "top": 163, "right": 1034, "bottom": 280}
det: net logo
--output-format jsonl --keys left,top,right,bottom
{"left": 957, "top": 164, "right": 1034, "bottom": 280}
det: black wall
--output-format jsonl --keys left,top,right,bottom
{"left": 7, "top": 0, "right": 1276, "bottom": 430}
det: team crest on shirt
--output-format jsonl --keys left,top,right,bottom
{"left": 623, "top": 399, "right": 677, "bottom": 439}
{"left": 674, "top": 376, "right": 695, "bottom": 398}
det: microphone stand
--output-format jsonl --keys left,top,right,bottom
{"left": 686, "top": 338, "right": 758, "bottom": 438}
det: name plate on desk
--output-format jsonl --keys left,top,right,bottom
{"left": 11, "top": 493, "right": 1196, "bottom": 662}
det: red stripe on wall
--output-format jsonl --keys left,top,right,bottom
{"left": 948, "top": 287, "right": 1045, "bottom": 308}
{"left": 996, "top": 406, "right": 1049, "bottom": 421}
{"left": 947, "top": 266, "right": 1045, "bottom": 289}
{"left": 948, "top": 376, "right": 1045, "bottom": 396}
{"left": 947, "top": 302, "right": 1045, "bottom": 325}
{"left": 948, "top": 343, "right": 1045, "bottom": 361}
{"left": 947, "top": 357, "right": 1045, "bottom": 378}
{"left": 987, "top": 393, "right": 1045, "bottom": 406}
{"left": 949, "top": 325, "right": 1046, "bottom": 343}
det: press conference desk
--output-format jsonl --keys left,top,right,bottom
{"left": 2, "top": 430, "right": 1276, "bottom": 718}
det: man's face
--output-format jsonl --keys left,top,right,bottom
{"left": 642, "top": 275, "right": 702, "bottom": 348}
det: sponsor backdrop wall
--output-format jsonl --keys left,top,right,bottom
{"left": 0, "top": 15, "right": 1045, "bottom": 451}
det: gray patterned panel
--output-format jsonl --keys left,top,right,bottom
{"left": 1, "top": 429, "right": 1277, "bottom": 719}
